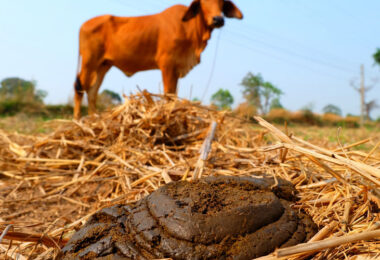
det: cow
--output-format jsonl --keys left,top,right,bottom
{"left": 73, "top": 0, "right": 243, "bottom": 119}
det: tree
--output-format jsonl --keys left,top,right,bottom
{"left": 0, "top": 77, "right": 47, "bottom": 103}
{"left": 301, "top": 102, "right": 315, "bottom": 112}
{"left": 365, "top": 100, "right": 379, "bottom": 120}
{"left": 323, "top": 104, "right": 342, "bottom": 116}
{"left": 374, "top": 48, "right": 380, "bottom": 67}
{"left": 0, "top": 77, "right": 48, "bottom": 115}
{"left": 350, "top": 65, "right": 378, "bottom": 125}
{"left": 210, "top": 89, "right": 234, "bottom": 110}
{"left": 101, "top": 89, "right": 122, "bottom": 104}
{"left": 97, "top": 89, "right": 122, "bottom": 110}
{"left": 261, "top": 82, "right": 283, "bottom": 114}
{"left": 270, "top": 98, "right": 283, "bottom": 110}
{"left": 240, "top": 72, "right": 283, "bottom": 115}
{"left": 241, "top": 72, "right": 262, "bottom": 109}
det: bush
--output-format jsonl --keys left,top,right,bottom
{"left": 45, "top": 105, "right": 87, "bottom": 118}
{"left": 0, "top": 100, "right": 23, "bottom": 115}
{"left": 286, "top": 110, "right": 322, "bottom": 126}
{"left": 322, "top": 113, "right": 344, "bottom": 126}
{"left": 0, "top": 102, "right": 89, "bottom": 119}
{"left": 265, "top": 108, "right": 291, "bottom": 124}
{"left": 233, "top": 101, "right": 363, "bottom": 128}
{"left": 45, "top": 105, "right": 73, "bottom": 117}
{"left": 343, "top": 116, "right": 360, "bottom": 128}
{"left": 0, "top": 100, "right": 47, "bottom": 116}
{"left": 301, "top": 110, "right": 322, "bottom": 126}
{"left": 265, "top": 109, "right": 322, "bottom": 126}
{"left": 233, "top": 102, "right": 257, "bottom": 120}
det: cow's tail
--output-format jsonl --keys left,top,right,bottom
{"left": 74, "top": 53, "right": 84, "bottom": 94}
{"left": 74, "top": 76, "right": 83, "bottom": 94}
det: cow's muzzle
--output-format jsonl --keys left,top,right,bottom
{"left": 212, "top": 16, "right": 225, "bottom": 28}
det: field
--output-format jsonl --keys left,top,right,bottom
{"left": 0, "top": 94, "right": 380, "bottom": 259}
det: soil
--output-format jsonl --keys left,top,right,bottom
{"left": 56, "top": 176, "right": 318, "bottom": 260}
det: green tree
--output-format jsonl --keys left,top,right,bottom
{"left": 241, "top": 72, "right": 262, "bottom": 109}
{"left": 0, "top": 77, "right": 47, "bottom": 103}
{"left": 270, "top": 97, "right": 283, "bottom": 110}
{"left": 323, "top": 104, "right": 342, "bottom": 116}
{"left": 373, "top": 48, "right": 380, "bottom": 66}
{"left": 240, "top": 72, "right": 283, "bottom": 115}
{"left": 211, "top": 89, "right": 234, "bottom": 110}
{"left": 101, "top": 89, "right": 122, "bottom": 104}
{"left": 0, "top": 77, "right": 47, "bottom": 115}
{"left": 97, "top": 89, "right": 122, "bottom": 110}
{"left": 261, "top": 82, "right": 283, "bottom": 114}
{"left": 301, "top": 102, "right": 314, "bottom": 112}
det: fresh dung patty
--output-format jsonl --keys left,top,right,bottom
{"left": 57, "top": 176, "right": 317, "bottom": 260}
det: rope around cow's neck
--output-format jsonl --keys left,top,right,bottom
{"left": 201, "top": 28, "right": 223, "bottom": 102}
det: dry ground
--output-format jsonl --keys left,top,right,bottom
{"left": 0, "top": 96, "right": 379, "bottom": 259}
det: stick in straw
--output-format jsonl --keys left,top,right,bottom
{"left": 193, "top": 121, "right": 217, "bottom": 180}
{"left": 276, "top": 229, "right": 380, "bottom": 258}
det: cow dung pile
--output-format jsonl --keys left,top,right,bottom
{"left": 57, "top": 176, "right": 317, "bottom": 259}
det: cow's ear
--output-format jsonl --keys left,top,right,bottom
{"left": 182, "top": 0, "right": 201, "bottom": 21}
{"left": 223, "top": 0, "right": 243, "bottom": 19}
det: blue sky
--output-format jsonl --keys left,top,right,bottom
{"left": 1, "top": 0, "right": 379, "bottom": 117}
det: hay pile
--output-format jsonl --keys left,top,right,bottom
{"left": 0, "top": 92, "right": 379, "bottom": 259}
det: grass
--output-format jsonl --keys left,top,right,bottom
{"left": 0, "top": 114, "right": 55, "bottom": 134}
{"left": 252, "top": 123, "right": 380, "bottom": 152}
{"left": 287, "top": 125, "right": 380, "bottom": 151}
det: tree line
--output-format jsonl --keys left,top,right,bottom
{"left": 0, "top": 77, "right": 122, "bottom": 117}
{"left": 209, "top": 48, "right": 380, "bottom": 124}
{"left": 1, "top": 48, "right": 379, "bottom": 123}
{"left": 211, "top": 72, "right": 355, "bottom": 116}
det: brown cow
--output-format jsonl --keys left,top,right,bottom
{"left": 74, "top": 0, "right": 243, "bottom": 119}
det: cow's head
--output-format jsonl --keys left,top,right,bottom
{"left": 182, "top": 0, "right": 243, "bottom": 28}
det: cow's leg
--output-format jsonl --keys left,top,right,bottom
{"left": 74, "top": 66, "right": 95, "bottom": 120}
{"left": 86, "top": 63, "right": 111, "bottom": 116}
{"left": 75, "top": 58, "right": 100, "bottom": 119}
{"left": 161, "top": 67, "right": 179, "bottom": 94}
